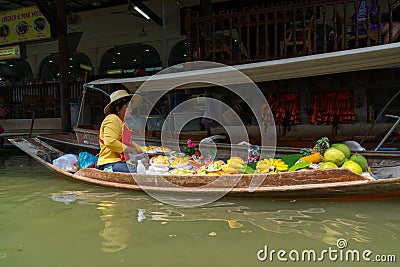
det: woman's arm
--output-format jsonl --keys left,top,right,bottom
{"left": 102, "top": 115, "right": 142, "bottom": 154}
{"left": 102, "top": 116, "right": 126, "bottom": 153}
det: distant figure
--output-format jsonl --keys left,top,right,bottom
{"left": 134, "top": 64, "right": 147, "bottom": 77}
{"left": 357, "top": 0, "right": 400, "bottom": 43}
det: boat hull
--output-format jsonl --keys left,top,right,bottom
{"left": 8, "top": 137, "right": 400, "bottom": 200}
{"left": 70, "top": 168, "right": 400, "bottom": 199}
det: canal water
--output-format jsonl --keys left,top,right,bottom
{"left": 0, "top": 148, "right": 399, "bottom": 267}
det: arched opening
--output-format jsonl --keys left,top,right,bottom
{"left": 99, "top": 43, "right": 162, "bottom": 77}
{"left": 39, "top": 53, "right": 92, "bottom": 81}
{"left": 168, "top": 40, "right": 187, "bottom": 66}
{"left": 0, "top": 59, "right": 32, "bottom": 85}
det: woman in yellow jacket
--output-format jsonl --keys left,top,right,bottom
{"left": 97, "top": 89, "right": 142, "bottom": 172}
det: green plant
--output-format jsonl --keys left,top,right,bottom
{"left": 183, "top": 139, "right": 200, "bottom": 156}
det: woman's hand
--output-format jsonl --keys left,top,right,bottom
{"left": 132, "top": 142, "right": 142, "bottom": 153}
{"left": 125, "top": 142, "right": 142, "bottom": 155}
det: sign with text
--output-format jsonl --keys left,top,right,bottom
{"left": 0, "top": 44, "right": 22, "bottom": 60}
{"left": 80, "top": 64, "right": 93, "bottom": 72}
{"left": 0, "top": 6, "right": 51, "bottom": 46}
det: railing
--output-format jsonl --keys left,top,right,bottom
{"left": 0, "top": 81, "right": 116, "bottom": 119}
{"left": 185, "top": 0, "right": 399, "bottom": 64}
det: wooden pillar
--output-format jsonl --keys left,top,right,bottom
{"left": 200, "top": 0, "right": 212, "bottom": 16}
{"left": 56, "top": 0, "right": 71, "bottom": 132}
{"left": 184, "top": 8, "right": 192, "bottom": 62}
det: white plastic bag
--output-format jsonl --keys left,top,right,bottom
{"left": 52, "top": 154, "right": 78, "bottom": 172}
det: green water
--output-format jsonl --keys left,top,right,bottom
{"left": 0, "top": 148, "right": 399, "bottom": 267}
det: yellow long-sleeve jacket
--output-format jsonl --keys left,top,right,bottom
{"left": 97, "top": 114, "right": 128, "bottom": 166}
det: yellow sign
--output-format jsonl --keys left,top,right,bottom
{"left": 0, "top": 45, "right": 21, "bottom": 60}
{"left": 107, "top": 69, "right": 122, "bottom": 75}
{"left": 0, "top": 6, "right": 51, "bottom": 46}
{"left": 80, "top": 64, "right": 93, "bottom": 71}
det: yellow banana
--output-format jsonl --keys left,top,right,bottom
{"left": 263, "top": 159, "right": 272, "bottom": 164}
{"left": 221, "top": 165, "right": 228, "bottom": 172}
{"left": 230, "top": 156, "right": 245, "bottom": 164}
{"left": 275, "top": 163, "right": 288, "bottom": 168}
{"left": 256, "top": 160, "right": 271, "bottom": 167}
{"left": 257, "top": 158, "right": 287, "bottom": 173}
{"left": 225, "top": 166, "right": 240, "bottom": 174}
{"left": 276, "top": 166, "right": 288, "bottom": 172}
{"left": 227, "top": 160, "right": 244, "bottom": 169}
{"left": 272, "top": 159, "right": 285, "bottom": 167}
{"left": 257, "top": 166, "right": 270, "bottom": 170}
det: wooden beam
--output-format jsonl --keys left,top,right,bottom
{"left": 56, "top": 0, "right": 71, "bottom": 132}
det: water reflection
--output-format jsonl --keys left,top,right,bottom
{"left": 50, "top": 190, "right": 400, "bottom": 253}
{"left": 97, "top": 201, "right": 131, "bottom": 253}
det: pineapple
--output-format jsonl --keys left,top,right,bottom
{"left": 300, "top": 148, "right": 312, "bottom": 157}
{"left": 299, "top": 153, "right": 324, "bottom": 164}
{"left": 299, "top": 137, "right": 330, "bottom": 164}
{"left": 312, "top": 137, "right": 330, "bottom": 155}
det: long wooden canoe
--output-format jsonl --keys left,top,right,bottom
{"left": 37, "top": 130, "right": 400, "bottom": 168}
{"left": 9, "top": 137, "right": 400, "bottom": 199}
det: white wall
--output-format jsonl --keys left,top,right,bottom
{"left": 25, "top": 1, "right": 187, "bottom": 78}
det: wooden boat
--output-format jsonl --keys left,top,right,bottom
{"left": 37, "top": 131, "right": 400, "bottom": 169}
{"left": 9, "top": 137, "right": 400, "bottom": 199}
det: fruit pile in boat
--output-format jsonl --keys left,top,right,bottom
{"left": 141, "top": 137, "right": 369, "bottom": 176}
{"left": 296, "top": 137, "right": 369, "bottom": 174}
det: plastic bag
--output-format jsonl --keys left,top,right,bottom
{"left": 247, "top": 145, "right": 261, "bottom": 164}
{"left": 52, "top": 154, "right": 78, "bottom": 172}
{"left": 78, "top": 151, "right": 98, "bottom": 169}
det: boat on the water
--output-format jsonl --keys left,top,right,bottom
{"left": 9, "top": 137, "right": 400, "bottom": 200}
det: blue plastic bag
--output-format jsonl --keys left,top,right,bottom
{"left": 78, "top": 152, "right": 98, "bottom": 169}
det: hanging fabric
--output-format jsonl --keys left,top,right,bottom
{"left": 262, "top": 93, "right": 300, "bottom": 132}
{"left": 309, "top": 90, "right": 355, "bottom": 125}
